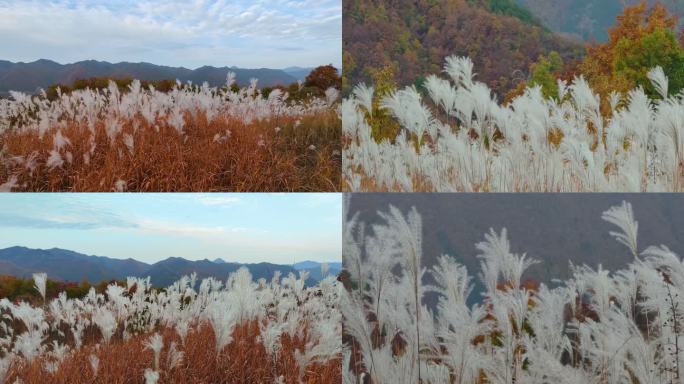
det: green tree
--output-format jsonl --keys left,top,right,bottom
{"left": 365, "top": 64, "right": 402, "bottom": 142}
{"left": 614, "top": 28, "right": 684, "bottom": 97}
{"left": 576, "top": 2, "right": 684, "bottom": 113}
{"left": 342, "top": 51, "right": 357, "bottom": 93}
{"left": 528, "top": 51, "right": 564, "bottom": 99}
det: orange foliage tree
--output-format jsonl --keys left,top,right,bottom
{"left": 579, "top": 2, "right": 684, "bottom": 112}
{"left": 305, "top": 65, "right": 341, "bottom": 91}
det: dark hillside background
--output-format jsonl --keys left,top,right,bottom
{"left": 348, "top": 194, "right": 684, "bottom": 294}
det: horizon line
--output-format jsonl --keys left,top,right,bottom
{"left": 0, "top": 58, "right": 341, "bottom": 71}
{"left": 0, "top": 245, "right": 341, "bottom": 265}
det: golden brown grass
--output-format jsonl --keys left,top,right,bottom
{"left": 5, "top": 321, "right": 340, "bottom": 384}
{"left": 0, "top": 110, "right": 340, "bottom": 191}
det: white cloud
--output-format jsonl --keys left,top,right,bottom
{"left": 0, "top": 0, "right": 341, "bottom": 68}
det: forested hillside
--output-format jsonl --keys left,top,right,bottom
{"left": 343, "top": 0, "right": 584, "bottom": 96}
{"left": 343, "top": 0, "right": 583, "bottom": 94}
{"left": 343, "top": 0, "right": 684, "bottom": 97}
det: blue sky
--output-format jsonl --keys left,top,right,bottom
{"left": 0, "top": 0, "right": 341, "bottom": 68}
{"left": 0, "top": 193, "right": 341, "bottom": 264}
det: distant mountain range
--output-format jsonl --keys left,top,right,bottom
{"left": 282, "top": 66, "right": 314, "bottom": 82}
{"left": 0, "top": 59, "right": 315, "bottom": 96}
{"left": 0, "top": 247, "right": 338, "bottom": 287}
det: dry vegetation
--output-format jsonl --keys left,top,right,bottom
{"left": 0, "top": 269, "right": 341, "bottom": 383}
{"left": 0, "top": 77, "right": 341, "bottom": 192}
{"left": 343, "top": 56, "right": 684, "bottom": 192}
{"left": 6, "top": 322, "right": 340, "bottom": 384}
{"left": 343, "top": 199, "right": 684, "bottom": 383}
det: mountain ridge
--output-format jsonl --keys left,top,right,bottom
{"left": 0, "top": 59, "right": 312, "bottom": 96}
{"left": 282, "top": 66, "right": 314, "bottom": 82}
{"left": 0, "top": 247, "right": 337, "bottom": 287}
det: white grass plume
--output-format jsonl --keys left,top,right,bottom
{"left": 602, "top": 201, "right": 638, "bottom": 257}
{"left": 32, "top": 273, "right": 47, "bottom": 302}
{"left": 343, "top": 56, "right": 684, "bottom": 192}
{"left": 342, "top": 200, "right": 684, "bottom": 383}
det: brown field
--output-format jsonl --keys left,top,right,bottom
{"left": 0, "top": 110, "right": 340, "bottom": 192}
{"left": 5, "top": 321, "right": 340, "bottom": 384}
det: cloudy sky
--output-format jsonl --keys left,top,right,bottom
{"left": 0, "top": 0, "right": 341, "bottom": 68}
{"left": 0, "top": 193, "right": 341, "bottom": 264}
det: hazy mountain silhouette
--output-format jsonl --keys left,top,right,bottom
{"left": 0, "top": 59, "right": 304, "bottom": 96}
{"left": 282, "top": 66, "right": 314, "bottom": 81}
{"left": 0, "top": 247, "right": 149, "bottom": 283}
{"left": 514, "top": 0, "right": 684, "bottom": 41}
{"left": 0, "top": 247, "right": 334, "bottom": 287}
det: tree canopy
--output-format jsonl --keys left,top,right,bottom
{"left": 579, "top": 2, "right": 684, "bottom": 103}
{"left": 304, "top": 65, "right": 341, "bottom": 91}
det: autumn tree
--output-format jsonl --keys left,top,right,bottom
{"left": 528, "top": 51, "right": 564, "bottom": 99}
{"left": 505, "top": 2, "right": 684, "bottom": 112}
{"left": 613, "top": 27, "right": 684, "bottom": 97}
{"left": 305, "top": 64, "right": 341, "bottom": 90}
{"left": 579, "top": 2, "right": 684, "bottom": 111}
